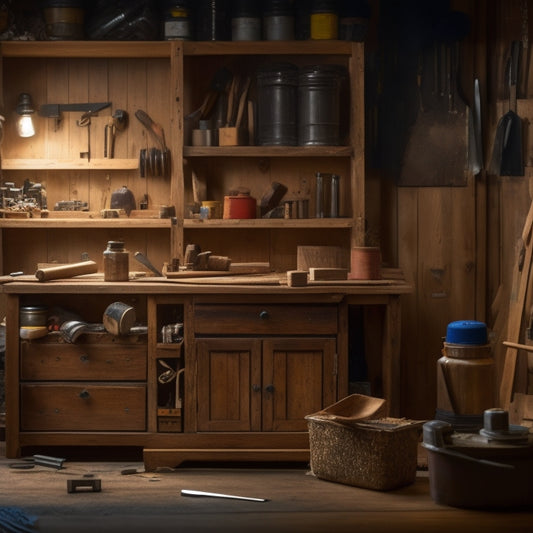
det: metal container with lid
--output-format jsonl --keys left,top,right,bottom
{"left": 423, "top": 412, "right": 533, "bottom": 508}
{"left": 263, "top": 0, "right": 295, "bottom": 41}
{"left": 298, "top": 64, "right": 345, "bottom": 146}
{"left": 43, "top": 0, "right": 85, "bottom": 40}
{"left": 20, "top": 306, "right": 48, "bottom": 327}
{"left": 256, "top": 63, "right": 298, "bottom": 146}
{"left": 231, "top": 0, "right": 261, "bottom": 41}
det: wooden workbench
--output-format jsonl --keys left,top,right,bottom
{"left": 2, "top": 274, "right": 411, "bottom": 466}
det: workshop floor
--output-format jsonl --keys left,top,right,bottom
{"left": 1, "top": 441, "right": 533, "bottom": 533}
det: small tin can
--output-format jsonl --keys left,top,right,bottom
{"left": 164, "top": 3, "right": 192, "bottom": 40}
{"left": 20, "top": 305, "right": 48, "bottom": 327}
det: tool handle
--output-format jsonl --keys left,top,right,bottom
{"left": 35, "top": 260, "right": 98, "bottom": 282}
{"left": 509, "top": 40, "right": 521, "bottom": 111}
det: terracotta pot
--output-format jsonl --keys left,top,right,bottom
{"left": 348, "top": 247, "right": 381, "bottom": 280}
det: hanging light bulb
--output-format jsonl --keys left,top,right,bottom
{"left": 16, "top": 93, "right": 35, "bottom": 138}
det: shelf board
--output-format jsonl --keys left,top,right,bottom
{"left": 0, "top": 217, "right": 172, "bottom": 229}
{"left": 184, "top": 218, "right": 353, "bottom": 229}
{"left": 1, "top": 158, "right": 139, "bottom": 171}
{"left": 0, "top": 41, "right": 172, "bottom": 58}
{"left": 0, "top": 40, "right": 359, "bottom": 59}
{"left": 183, "top": 146, "right": 353, "bottom": 157}
{"left": 184, "top": 40, "right": 357, "bottom": 56}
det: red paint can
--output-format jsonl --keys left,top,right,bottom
{"left": 223, "top": 194, "right": 257, "bottom": 219}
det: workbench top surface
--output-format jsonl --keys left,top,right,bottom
{"left": 0, "top": 274, "right": 412, "bottom": 296}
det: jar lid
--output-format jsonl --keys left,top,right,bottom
{"left": 20, "top": 305, "right": 48, "bottom": 313}
{"left": 445, "top": 320, "right": 487, "bottom": 345}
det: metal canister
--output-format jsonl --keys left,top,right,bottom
{"left": 263, "top": 0, "right": 295, "bottom": 41}
{"left": 20, "top": 306, "right": 48, "bottom": 327}
{"left": 231, "top": 0, "right": 261, "bottom": 41}
{"left": 103, "top": 241, "right": 129, "bottom": 282}
{"left": 330, "top": 174, "right": 339, "bottom": 217}
{"left": 43, "top": 0, "right": 85, "bottom": 40}
{"left": 298, "top": 64, "right": 344, "bottom": 146}
{"left": 310, "top": 0, "right": 338, "bottom": 40}
{"left": 256, "top": 63, "right": 298, "bottom": 146}
{"left": 164, "top": 3, "right": 192, "bottom": 40}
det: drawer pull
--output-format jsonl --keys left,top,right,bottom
{"left": 259, "top": 310, "right": 269, "bottom": 320}
{"left": 79, "top": 389, "right": 90, "bottom": 400}
{"left": 80, "top": 354, "right": 89, "bottom": 363}
{"left": 265, "top": 384, "right": 275, "bottom": 393}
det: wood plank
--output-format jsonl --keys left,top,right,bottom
{"left": 143, "top": 448, "right": 310, "bottom": 470}
{"left": 500, "top": 196, "right": 533, "bottom": 409}
{"left": 1, "top": 41, "right": 172, "bottom": 58}
{"left": 0, "top": 158, "right": 139, "bottom": 170}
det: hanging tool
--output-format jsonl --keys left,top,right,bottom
{"left": 181, "top": 489, "right": 268, "bottom": 502}
{"left": 135, "top": 109, "right": 170, "bottom": 177}
{"left": 77, "top": 111, "right": 93, "bottom": 161}
{"left": 105, "top": 109, "right": 128, "bottom": 158}
{"left": 490, "top": 41, "right": 524, "bottom": 176}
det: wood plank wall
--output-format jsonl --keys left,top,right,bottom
{"left": 374, "top": 0, "right": 533, "bottom": 418}
{"left": 0, "top": 55, "right": 172, "bottom": 273}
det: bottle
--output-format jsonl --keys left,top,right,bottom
{"left": 103, "top": 241, "right": 129, "bottom": 282}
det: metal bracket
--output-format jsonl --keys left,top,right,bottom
{"left": 67, "top": 478, "right": 102, "bottom": 493}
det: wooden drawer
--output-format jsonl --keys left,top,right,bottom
{"left": 194, "top": 304, "right": 338, "bottom": 335}
{"left": 20, "top": 384, "right": 146, "bottom": 431}
{"left": 21, "top": 336, "right": 147, "bottom": 381}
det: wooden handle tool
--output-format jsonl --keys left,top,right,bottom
{"left": 35, "top": 260, "right": 98, "bottom": 282}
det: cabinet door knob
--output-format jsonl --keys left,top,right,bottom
{"left": 265, "top": 384, "right": 275, "bottom": 393}
{"left": 259, "top": 310, "right": 269, "bottom": 320}
{"left": 79, "top": 389, "right": 90, "bottom": 400}
{"left": 252, "top": 384, "right": 261, "bottom": 392}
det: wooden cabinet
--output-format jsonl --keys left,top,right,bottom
{"left": 3, "top": 282, "right": 410, "bottom": 467}
{"left": 194, "top": 300, "right": 339, "bottom": 433}
{"left": 196, "top": 337, "right": 337, "bottom": 432}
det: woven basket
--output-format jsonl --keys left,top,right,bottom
{"left": 306, "top": 411, "right": 423, "bottom": 491}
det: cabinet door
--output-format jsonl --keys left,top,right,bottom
{"left": 262, "top": 338, "right": 337, "bottom": 432}
{"left": 196, "top": 338, "right": 262, "bottom": 432}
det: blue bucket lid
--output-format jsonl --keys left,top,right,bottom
{"left": 445, "top": 320, "right": 487, "bottom": 345}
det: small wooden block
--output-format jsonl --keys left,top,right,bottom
{"left": 287, "top": 270, "right": 308, "bottom": 287}
{"left": 67, "top": 478, "right": 101, "bottom": 493}
{"left": 218, "top": 127, "right": 248, "bottom": 146}
{"left": 309, "top": 267, "right": 348, "bottom": 281}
